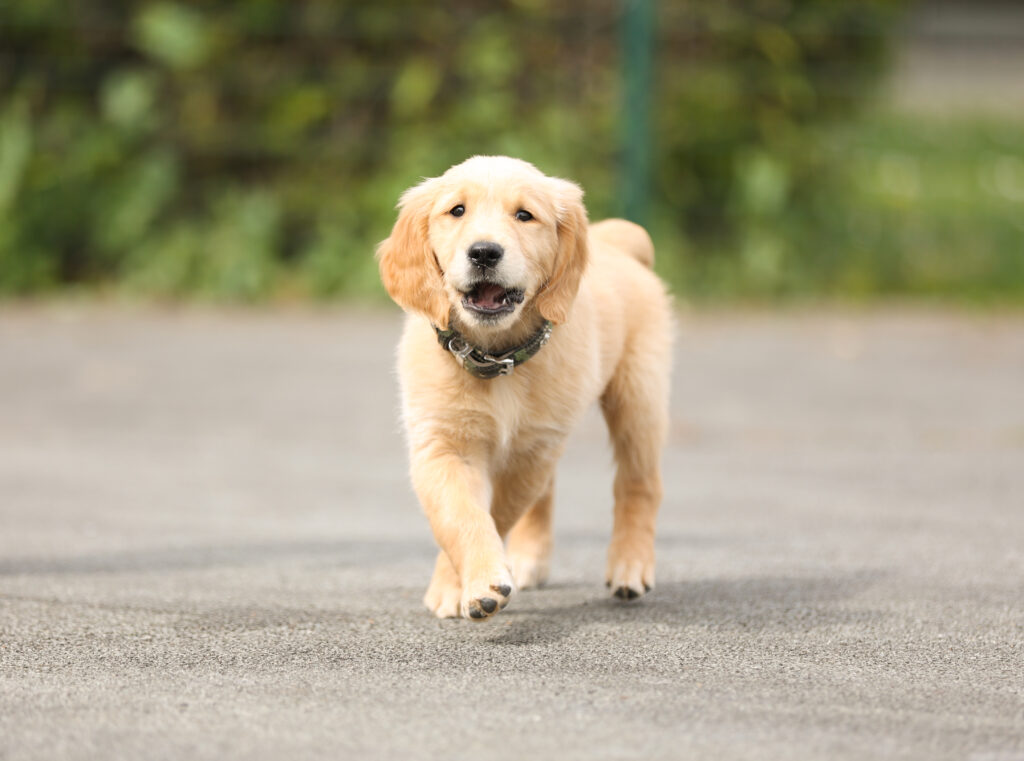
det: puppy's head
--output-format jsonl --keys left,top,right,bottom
{"left": 377, "top": 156, "right": 588, "bottom": 331}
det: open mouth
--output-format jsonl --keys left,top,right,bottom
{"left": 461, "top": 281, "right": 524, "bottom": 318}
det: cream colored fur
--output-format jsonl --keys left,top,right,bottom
{"left": 378, "top": 156, "right": 672, "bottom": 620}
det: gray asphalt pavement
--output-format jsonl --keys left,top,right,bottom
{"left": 1, "top": 304, "right": 1022, "bottom": 760}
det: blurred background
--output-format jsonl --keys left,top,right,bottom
{"left": 1, "top": 0, "right": 1022, "bottom": 304}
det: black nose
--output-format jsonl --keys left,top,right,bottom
{"left": 467, "top": 241, "right": 504, "bottom": 268}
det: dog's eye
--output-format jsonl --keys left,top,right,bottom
{"left": 515, "top": 209, "right": 533, "bottom": 222}
{"left": 449, "top": 205, "right": 465, "bottom": 217}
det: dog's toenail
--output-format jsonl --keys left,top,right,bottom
{"left": 614, "top": 586, "right": 640, "bottom": 600}
{"left": 499, "top": 599, "right": 508, "bottom": 609}
{"left": 644, "top": 583, "right": 652, "bottom": 592}
{"left": 479, "top": 597, "right": 497, "bottom": 613}
{"left": 469, "top": 608, "right": 485, "bottom": 619}
{"left": 491, "top": 584, "right": 511, "bottom": 597}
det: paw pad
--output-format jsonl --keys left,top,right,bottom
{"left": 462, "top": 573, "right": 515, "bottom": 621}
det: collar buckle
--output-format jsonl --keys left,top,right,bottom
{"left": 492, "top": 357, "right": 515, "bottom": 376}
{"left": 446, "top": 336, "right": 473, "bottom": 362}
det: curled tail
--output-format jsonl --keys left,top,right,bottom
{"left": 588, "top": 218, "right": 655, "bottom": 269}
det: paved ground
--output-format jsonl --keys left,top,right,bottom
{"left": 1, "top": 304, "right": 1022, "bottom": 760}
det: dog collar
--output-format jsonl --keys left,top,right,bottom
{"left": 434, "top": 320, "right": 553, "bottom": 379}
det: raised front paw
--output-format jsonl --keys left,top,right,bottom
{"left": 460, "top": 565, "right": 515, "bottom": 621}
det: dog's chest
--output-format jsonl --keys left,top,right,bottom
{"left": 483, "top": 376, "right": 572, "bottom": 463}
{"left": 487, "top": 381, "right": 522, "bottom": 456}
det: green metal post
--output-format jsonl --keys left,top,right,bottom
{"left": 622, "top": 0, "right": 654, "bottom": 226}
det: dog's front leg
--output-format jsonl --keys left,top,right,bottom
{"left": 410, "top": 443, "right": 513, "bottom": 620}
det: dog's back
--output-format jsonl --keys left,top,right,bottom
{"left": 588, "top": 218, "right": 655, "bottom": 269}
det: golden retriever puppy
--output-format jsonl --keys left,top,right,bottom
{"left": 378, "top": 156, "right": 671, "bottom": 620}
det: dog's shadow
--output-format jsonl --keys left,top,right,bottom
{"left": 484, "top": 571, "right": 883, "bottom": 646}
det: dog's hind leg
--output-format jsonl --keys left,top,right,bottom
{"left": 600, "top": 319, "right": 671, "bottom": 600}
{"left": 504, "top": 479, "right": 554, "bottom": 590}
{"left": 490, "top": 445, "right": 563, "bottom": 590}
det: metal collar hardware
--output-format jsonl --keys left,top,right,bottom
{"left": 434, "top": 320, "right": 553, "bottom": 380}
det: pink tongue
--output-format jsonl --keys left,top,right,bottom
{"left": 473, "top": 283, "right": 506, "bottom": 308}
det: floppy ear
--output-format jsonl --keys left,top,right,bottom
{"left": 376, "top": 179, "right": 451, "bottom": 328}
{"left": 535, "top": 179, "right": 589, "bottom": 325}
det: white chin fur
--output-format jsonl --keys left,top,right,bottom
{"left": 459, "top": 304, "right": 517, "bottom": 325}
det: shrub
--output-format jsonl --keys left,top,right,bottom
{"left": 13, "top": 1, "right": 1005, "bottom": 303}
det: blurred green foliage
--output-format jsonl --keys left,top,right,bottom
{"left": 0, "top": 0, "right": 1019, "bottom": 302}
{"left": 701, "top": 115, "right": 1024, "bottom": 301}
